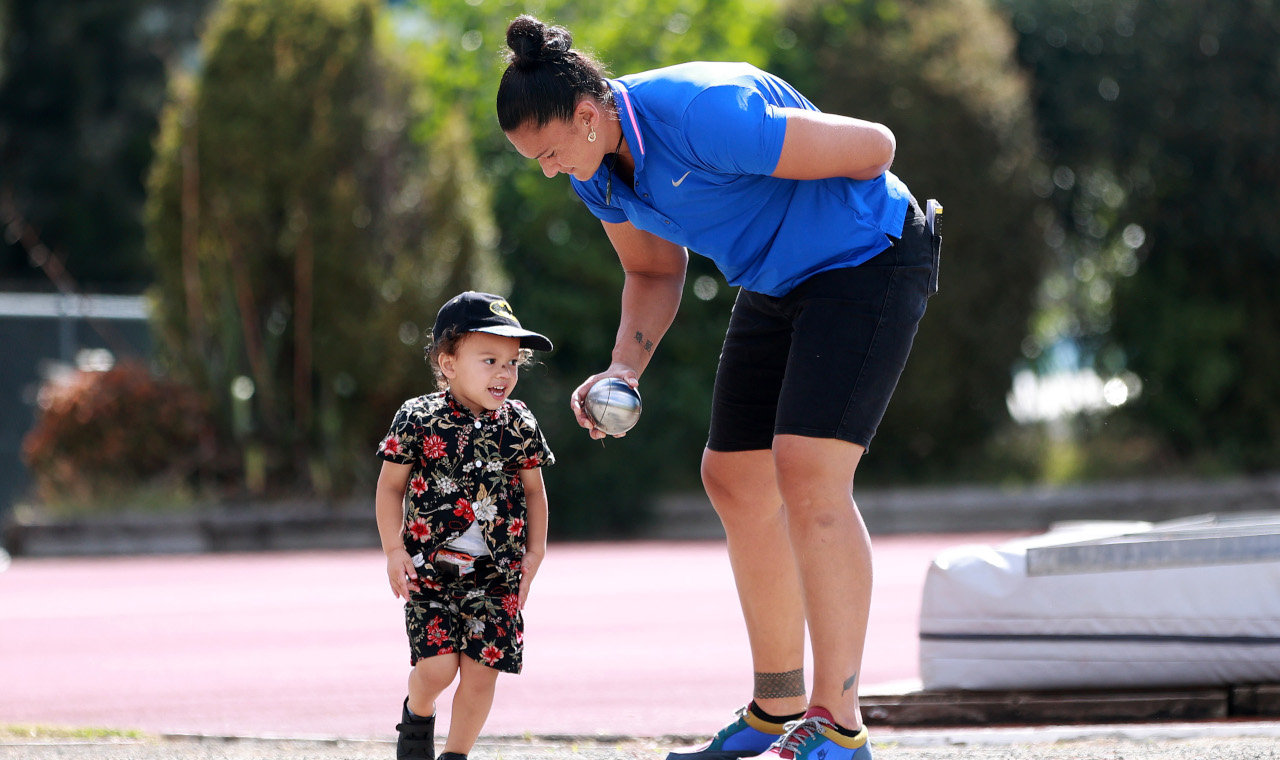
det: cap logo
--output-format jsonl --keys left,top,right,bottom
{"left": 489, "top": 299, "right": 519, "bottom": 325}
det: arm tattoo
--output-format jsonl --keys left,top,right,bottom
{"left": 633, "top": 331, "right": 654, "bottom": 353}
{"left": 754, "top": 668, "right": 806, "bottom": 699}
{"left": 841, "top": 671, "right": 858, "bottom": 695}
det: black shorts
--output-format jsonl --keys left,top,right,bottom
{"left": 405, "top": 559, "right": 524, "bottom": 674}
{"left": 707, "top": 196, "right": 938, "bottom": 453}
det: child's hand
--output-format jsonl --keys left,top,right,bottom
{"left": 517, "top": 549, "right": 544, "bottom": 610}
{"left": 386, "top": 547, "right": 419, "bottom": 599}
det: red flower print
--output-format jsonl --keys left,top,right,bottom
{"left": 423, "top": 434, "right": 447, "bottom": 459}
{"left": 409, "top": 475, "right": 428, "bottom": 496}
{"left": 522, "top": 455, "right": 540, "bottom": 469}
{"left": 380, "top": 436, "right": 401, "bottom": 456}
{"left": 408, "top": 518, "right": 431, "bottom": 542}
{"left": 426, "top": 616, "right": 447, "bottom": 646}
{"left": 501, "top": 594, "right": 519, "bottom": 617}
{"left": 480, "top": 645, "right": 503, "bottom": 666}
{"left": 421, "top": 577, "right": 442, "bottom": 591}
{"left": 507, "top": 517, "right": 525, "bottom": 537}
{"left": 453, "top": 499, "right": 474, "bottom": 521}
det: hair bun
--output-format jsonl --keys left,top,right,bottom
{"left": 506, "top": 14, "right": 572, "bottom": 67}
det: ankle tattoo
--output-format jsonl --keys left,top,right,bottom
{"left": 754, "top": 668, "right": 806, "bottom": 699}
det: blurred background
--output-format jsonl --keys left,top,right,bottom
{"left": 1, "top": 0, "right": 1277, "bottom": 545}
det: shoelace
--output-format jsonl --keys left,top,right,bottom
{"left": 714, "top": 706, "right": 750, "bottom": 742}
{"left": 772, "top": 715, "right": 836, "bottom": 755}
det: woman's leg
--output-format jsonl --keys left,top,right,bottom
{"left": 772, "top": 434, "right": 869, "bottom": 730}
{"left": 759, "top": 203, "right": 930, "bottom": 732}
{"left": 703, "top": 435, "right": 871, "bottom": 731}
{"left": 441, "top": 656, "right": 501, "bottom": 756}
{"left": 702, "top": 447, "right": 808, "bottom": 718}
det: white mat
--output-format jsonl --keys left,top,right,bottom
{"left": 918, "top": 514, "right": 1280, "bottom": 690}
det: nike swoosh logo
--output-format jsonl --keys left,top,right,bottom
{"left": 671, "top": 171, "right": 692, "bottom": 187}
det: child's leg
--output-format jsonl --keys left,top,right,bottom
{"left": 441, "top": 656, "right": 501, "bottom": 756}
{"left": 408, "top": 652, "right": 460, "bottom": 717}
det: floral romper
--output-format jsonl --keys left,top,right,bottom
{"left": 377, "top": 391, "right": 554, "bottom": 674}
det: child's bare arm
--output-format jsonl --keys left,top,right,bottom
{"left": 517, "top": 466, "right": 549, "bottom": 610}
{"left": 375, "top": 461, "right": 417, "bottom": 599}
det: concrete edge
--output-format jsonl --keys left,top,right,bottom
{"left": 13, "top": 720, "right": 1270, "bottom": 750}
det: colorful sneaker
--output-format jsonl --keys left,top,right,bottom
{"left": 665, "top": 705, "right": 789, "bottom": 760}
{"left": 395, "top": 697, "right": 436, "bottom": 759}
{"left": 756, "top": 707, "right": 871, "bottom": 759}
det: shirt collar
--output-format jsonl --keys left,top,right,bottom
{"left": 443, "top": 390, "right": 507, "bottom": 429}
{"left": 608, "top": 79, "right": 646, "bottom": 174}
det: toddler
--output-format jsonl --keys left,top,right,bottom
{"left": 375, "top": 291, "right": 555, "bottom": 759}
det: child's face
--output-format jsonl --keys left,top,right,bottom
{"left": 438, "top": 331, "right": 523, "bottom": 415}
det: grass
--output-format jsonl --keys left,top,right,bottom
{"left": 0, "top": 725, "right": 146, "bottom": 741}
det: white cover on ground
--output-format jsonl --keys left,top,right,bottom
{"left": 918, "top": 517, "right": 1280, "bottom": 690}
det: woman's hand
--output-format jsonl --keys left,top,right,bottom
{"left": 570, "top": 364, "right": 640, "bottom": 439}
{"left": 569, "top": 223, "right": 684, "bottom": 438}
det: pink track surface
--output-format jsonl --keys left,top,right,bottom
{"left": 0, "top": 535, "right": 1019, "bottom": 739}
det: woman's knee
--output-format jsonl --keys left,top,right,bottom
{"left": 701, "top": 448, "right": 777, "bottom": 508}
{"left": 772, "top": 436, "right": 862, "bottom": 514}
{"left": 700, "top": 450, "right": 736, "bottom": 505}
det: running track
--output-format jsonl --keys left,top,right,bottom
{"left": 0, "top": 535, "right": 1020, "bottom": 740}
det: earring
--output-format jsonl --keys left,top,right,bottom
{"left": 587, "top": 125, "right": 597, "bottom": 143}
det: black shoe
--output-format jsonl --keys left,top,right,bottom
{"left": 438, "top": 754, "right": 467, "bottom": 760}
{"left": 395, "top": 698, "right": 436, "bottom": 759}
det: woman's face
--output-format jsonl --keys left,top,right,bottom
{"left": 506, "top": 110, "right": 604, "bottom": 182}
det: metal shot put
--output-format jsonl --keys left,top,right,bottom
{"left": 583, "top": 377, "right": 643, "bottom": 436}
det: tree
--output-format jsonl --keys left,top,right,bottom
{"left": 0, "top": 0, "right": 211, "bottom": 289}
{"left": 770, "top": 0, "right": 1050, "bottom": 482}
{"left": 145, "top": 0, "right": 504, "bottom": 497}
{"left": 1006, "top": 0, "right": 1280, "bottom": 471}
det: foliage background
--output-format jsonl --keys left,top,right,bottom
{"left": 768, "top": 0, "right": 1046, "bottom": 482}
{"left": 6, "top": 0, "right": 1279, "bottom": 534}
{"left": 144, "top": 0, "right": 507, "bottom": 499}
{"left": 397, "top": 0, "right": 1049, "bottom": 534}
{"left": 21, "top": 362, "right": 206, "bottom": 509}
{"left": 1003, "top": 0, "right": 1280, "bottom": 475}
{"left": 0, "top": 0, "right": 211, "bottom": 288}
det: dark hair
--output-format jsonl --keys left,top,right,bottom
{"left": 497, "top": 15, "right": 612, "bottom": 132}
{"left": 424, "top": 328, "right": 534, "bottom": 392}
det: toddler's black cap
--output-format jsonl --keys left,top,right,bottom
{"left": 432, "top": 292, "right": 553, "bottom": 352}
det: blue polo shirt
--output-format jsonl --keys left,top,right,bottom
{"left": 570, "top": 62, "right": 910, "bottom": 298}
